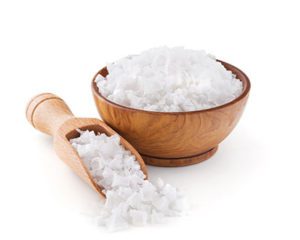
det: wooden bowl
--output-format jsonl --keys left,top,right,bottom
{"left": 91, "top": 60, "right": 251, "bottom": 167}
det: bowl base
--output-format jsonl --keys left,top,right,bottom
{"left": 141, "top": 146, "right": 218, "bottom": 167}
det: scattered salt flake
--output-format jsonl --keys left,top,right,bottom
{"left": 105, "top": 208, "right": 129, "bottom": 232}
{"left": 153, "top": 196, "right": 169, "bottom": 211}
{"left": 141, "top": 181, "right": 157, "bottom": 201}
{"left": 156, "top": 178, "right": 165, "bottom": 190}
{"left": 161, "top": 184, "right": 177, "bottom": 201}
{"left": 129, "top": 209, "right": 148, "bottom": 226}
{"left": 150, "top": 210, "right": 165, "bottom": 224}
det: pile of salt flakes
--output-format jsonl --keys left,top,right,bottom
{"left": 95, "top": 46, "right": 243, "bottom": 112}
{"left": 70, "top": 130, "right": 188, "bottom": 231}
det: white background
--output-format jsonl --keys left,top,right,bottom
{"left": 1, "top": 0, "right": 300, "bottom": 239}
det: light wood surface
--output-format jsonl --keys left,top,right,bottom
{"left": 92, "top": 60, "right": 251, "bottom": 167}
{"left": 142, "top": 146, "right": 218, "bottom": 167}
{"left": 26, "top": 93, "right": 148, "bottom": 198}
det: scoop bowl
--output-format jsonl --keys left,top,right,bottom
{"left": 26, "top": 93, "right": 147, "bottom": 197}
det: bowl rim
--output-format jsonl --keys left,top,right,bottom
{"left": 91, "top": 60, "right": 251, "bottom": 115}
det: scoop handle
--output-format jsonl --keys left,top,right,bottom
{"left": 26, "top": 93, "right": 74, "bottom": 136}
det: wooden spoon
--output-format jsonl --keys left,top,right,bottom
{"left": 26, "top": 93, "right": 148, "bottom": 198}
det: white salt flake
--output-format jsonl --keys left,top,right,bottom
{"left": 127, "top": 192, "right": 142, "bottom": 208}
{"left": 153, "top": 196, "right": 169, "bottom": 212}
{"left": 95, "top": 74, "right": 105, "bottom": 83}
{"left": 141, "top": 181, "right": 157, "bottom": 201}
{"left": 150, "top": 210, "right": 165, "bottom": 224}
{"left": 129, "top": 209, "right": 148, "bottom": 226}
{"left": 156, "top": 177, "right": 164, "bottom": 190}
{"left": 112, "top": 174, "right": 130, "bottom": 187}
{"left": 161, "top": 183, "right": 177, "bottom": 202}
{"left": 105, "top": 208, "right": 129, "bottom": 232}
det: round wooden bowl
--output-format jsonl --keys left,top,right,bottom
{"left": 91, "top": 60, "right": 251, "bottom": 167}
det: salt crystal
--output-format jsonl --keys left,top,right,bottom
{"left": 112, "top": 174, "right": 130, "bottom": 187}
{"left": 141, "top": 181, "right": 157, "bottom": 201}
{"left": 127, "top": 192, "right": 142, "bottom": 208}
{"left": 70, "top": 130, "right": 188, "bottom": 230}
{"left": 95, "top": 46, "right": 243, "bottom": 112}
{"left": 129, "top": 209, "right": 148, "bottom": 226}
{"left": 156, "top": 177, "right": 165, "bottom": 190}
{"left": 150, "top": 210, "right": 164, "bottom": 224}
{"left": 161, "top": 184, "right": 177, "bottom": 202}
{"left": 105, "top": 208, "right": 129, "bottom": 232}
{"left": 153, "top": 196, "right": 169, "bottom": 212}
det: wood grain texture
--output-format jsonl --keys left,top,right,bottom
{"left": 92, "top": 60, "right": 251, "bottom": 167}
{"left": 142, "top": 146, "right": 218, "bottom": 167}
{"left": 26, "top": 93, "right": 148, "bottom": 198}
{"left": 26, "top": 93, "right": 74, "bottom": 135}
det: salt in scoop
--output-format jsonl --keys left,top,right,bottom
{"left": 26, "top": 93, "right": 148, "bottom": 197}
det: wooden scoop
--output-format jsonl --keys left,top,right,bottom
{"left": 26, "top": 93, "right": 148, "bottom": 198}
